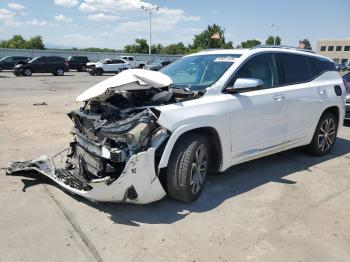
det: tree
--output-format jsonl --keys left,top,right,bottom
{"left": 0, "top": 35, "right": 45, "bottom": 49}
{"left": 299, "top": 39, "right": 312, "bottom": 50}
{"left": 240, "top": 39, "right": 261, "bottom": 48}
{"left": 265, "top": 36, "right": 281, "bottom": 45}
{"left": 124, "top": 38, "right": 149, "bottom": 54}
{"left": 275, "top": 36, "right": 281, "bottom": 45}
{"left": 160, "top": 42, "right": 187, "bottom": 55}
{"left": 191, "top": 24, "right": 233, "bottom": 50}
{"left": 24, "top": 36, "right": 45, "bottom": 49}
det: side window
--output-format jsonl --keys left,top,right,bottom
{"left": 277, "top": 53, "right": 313, "bottom": 85}
{"left": 230, "top": 53, "right": 279, "bottom": 89}
{"left": 115, "top": 60, "right": 125, "bottom": 64}
{"left": 6, "top": 57, "right": 15, "bottom": 62}
{"left": 309, "top": 56, "right": 337, "bottom": 76}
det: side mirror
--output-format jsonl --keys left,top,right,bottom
{"left": 225, "top": 78, "right": 264, "bottom": 93}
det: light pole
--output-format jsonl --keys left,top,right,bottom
{"left": 141, "top": 5, "right": 159, "bottom": 55}
{"left": 271, "top": 24, "right": 279, "bottom": 45}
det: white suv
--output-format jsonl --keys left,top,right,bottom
{"left": 7, "top": 47, "right": 346, "bottom": 204}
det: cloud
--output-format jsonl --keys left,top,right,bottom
{"left": 55, "top": 14, "right": 73, "bottom": 22}
{"left": 114, "top": 7, "right": 200, "bottom": 33}
{"left": 0, "top": 8, "right": 22, "bottom": 26}
{"left": 0, "top": 8, "right": 15, "bottom": 20}
{"left": 26, "top": 19, "right": 47, "bottom": 26}
{"left": 79, "top": 0, "right": 152, "bottom": 13}
{"left": 79, "top": 0, "right": 199, "bottom": 30}
{"left": 8, "top": 3, "right": 25, "bottom": 11}
{"left": 87, "top": 13, "right": 120, "bottom": 21}
{"left": 54, "top": 0, "right": 79, "bottom": 8}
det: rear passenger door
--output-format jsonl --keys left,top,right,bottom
{"left": 276, "top": 53, "right": 333, "bottom": 144}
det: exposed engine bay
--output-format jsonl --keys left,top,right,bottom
{"left": 6, "top": 69, "right": 203, "bottom": 203}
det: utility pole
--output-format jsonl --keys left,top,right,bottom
{"left": 141, "top": 5, "right": 159, "bottom": 55}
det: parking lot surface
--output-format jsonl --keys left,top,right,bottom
{"left": 0, "top": 71, "right": 350, "bottom": 262}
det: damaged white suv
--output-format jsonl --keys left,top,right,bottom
{"left": 7, "top": 47, "right": 346, "bottom": 204}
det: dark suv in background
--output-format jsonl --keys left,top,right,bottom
{"left": 0, "top": 56, "right": 31, "bottom": 71}
{"left": 13, "top": 56, "right": 69, "bottom": 76}
{"left": 65, "top": 56, "right": 89, "bottom": 72}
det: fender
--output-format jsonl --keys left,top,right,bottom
{"left": 157, "top": 122, "right": 230, "bottom": 172}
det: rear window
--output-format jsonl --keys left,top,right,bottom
{"left": 277, "top": 53, "right": 313, "bottom": 85}
{"left": 309, "top": 56, "right": 337, "bottom": 75}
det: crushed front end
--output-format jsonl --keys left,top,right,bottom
{"left": 7, "top": 100, "right": 169, "bottom": 203}
{"left": 6, "top": 69, "right": 200, "bottom": 204}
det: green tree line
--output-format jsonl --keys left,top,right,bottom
{"left": 0, "top": 35, "right": 45, "bottom": 49}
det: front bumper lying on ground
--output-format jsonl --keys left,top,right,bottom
{"left": 6, "top": 148, "right": 166, "bottom": 204}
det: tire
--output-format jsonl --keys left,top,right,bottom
{"left": 23, "top": 68, "right": 32, "bottom": 77}
{"left": 166, "top": 133, "right": 209, "bottom": 203}
{"left": 95, "top": 68, "right": 103, "bottom": 76}
{"left": 307, "top": 112, "right": 338, "bottom": 156}
{"left": 80, "top": 66, "right": 86, "bottom": 72}
{"left": 0, "top": 66, "right": 2, "bottom": 72}
{"left": 55, "top": 68, "right": 65, "bottom": 76}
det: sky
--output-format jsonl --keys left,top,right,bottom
{"left": 0, "top": 0, "right": 349, "bottom": 50}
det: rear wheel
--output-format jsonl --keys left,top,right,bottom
{"left": 23, "top": 68, "right": 32, "bottom": 77}
{"left": 166, "top": 133, "right": 209, "bottom": 203}
{"left": 307, "top": 112, "right": 338, "bottom": 156}
{"left": 54, "top": 68, "right": 65, "bottom": 76}
{"left": 80, "top": 65, "right": 86, "bottom": 72}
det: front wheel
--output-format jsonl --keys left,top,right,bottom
{"left": 307, "top": 112, "right": 338, "bottom": 156}
{"left": 23, "top": 68, "right": 32, "bottom": 77}
{"left": 166, "top": 133, "right": 209, "bottom": 203}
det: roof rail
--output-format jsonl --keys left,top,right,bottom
{"left": 251, "top": 45, "right": 315, "bottom": 54}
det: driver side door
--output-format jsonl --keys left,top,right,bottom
{"left": 226, "top": 53, "right": 288, "bottom": 165}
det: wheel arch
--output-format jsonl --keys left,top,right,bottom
{"left": 158, "top": 125, "right": 223, "bottom": 174}
{"left": 322, "top": 106, "right": 340, "bottom": 125}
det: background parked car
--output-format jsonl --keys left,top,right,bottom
{"left": 119, "top": 56, "right": 147, "bottom": 68}
{"left": 337, "top": 63, "right": 349, "bottom": 71}
{"left": 87, "top": 58, "right": 131, "bottom": 76}
{"left": 0, "top": 56, "right": 31, "bottom": 71}
{"left": 13, "top": 56, "right": 69, "bottom": 76}
{"left": 65, "top": 56, "right": 89, "bottom": 72}
{"left": 343, "top": 72, "right": 350, "bottom": 120}
{"left": 144, "top": 60, "right": 172, "bottom": 71}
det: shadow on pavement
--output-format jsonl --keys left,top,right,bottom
{"left": 70, "top": 137, "right": 350, "bottom": 226}
{"left": 8, "top": 137, "right": 350, "bottom": 226}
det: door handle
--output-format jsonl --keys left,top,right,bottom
{"left": 273, "top": 94, "right": 285, "bottom": 101}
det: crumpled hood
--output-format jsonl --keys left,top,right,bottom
{"left": 77, "top": 69, "right": 173, "bottom": 102}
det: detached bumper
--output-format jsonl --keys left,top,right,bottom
{"left": 6, "top": 148, "right": 166, "bottom": 204}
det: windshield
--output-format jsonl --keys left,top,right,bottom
{"left": 161, "top": 54, "right": 241, "bottom": 91}
{"left": 28, "top": 57, "right": 40, "bottom": 63}
{"left": 0, "top": 56, "right": 9, "bottom": 62}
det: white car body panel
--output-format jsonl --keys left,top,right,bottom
{"left": 77, "top": 69, "right": 173, "bottom": 102}
{"left": 7, "top": 149, "right": 166, "bottom": 204}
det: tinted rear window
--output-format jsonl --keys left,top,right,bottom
{"left": 277, "top": 53, "right": 313, "bottom": 85}
{"left": 309, "top": 56, "right": 336, "bottom": 75}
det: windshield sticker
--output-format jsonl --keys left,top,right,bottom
{"left": 214, "top": 56, "right": 238, "bottom": 63}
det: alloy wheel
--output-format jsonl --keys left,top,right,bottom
{"left": 318, "top": 117, "right": 336, "bottom": 152}
{"left": 190, "top": 144, "right": 208, "bottom": 194}
{"left": 57, "top": 68, "right": 64, "bottom": 76}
